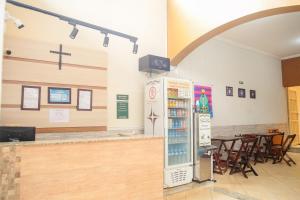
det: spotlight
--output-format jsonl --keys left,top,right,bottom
{"left": 69, "top": 25, "right": 78, "bottom": 39}
{"left": 132, "top": 43, "right": 138, "bottom": 54}
{"left": 103, "top": 34, "right": 109, "bottom": 47}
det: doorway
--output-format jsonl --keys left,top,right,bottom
{"left": 287, "top": 87, "right": 300, "bottom": 145}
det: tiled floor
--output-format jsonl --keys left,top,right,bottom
{"left": 290, "top": 145, "right": 300, "bottom": 153}
{"left": 164, "top": 153, "right": 300, "bottom": 200}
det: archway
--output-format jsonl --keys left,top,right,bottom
{"left": 169, "top": 5, "right": 300, "bottom": 65}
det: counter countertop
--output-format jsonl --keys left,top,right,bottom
{"left": 0, "top": 131, "right": 163, "bottom": 147}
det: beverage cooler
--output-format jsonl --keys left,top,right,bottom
{"left": 144, "top": 77, "right": 193, "bottom": 188}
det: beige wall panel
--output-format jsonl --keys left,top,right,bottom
{"left": 2, "top": 37, "right": 108, "bottom": 130}
{"left": 4, "top": 36, "right": 107, "bottom": 67}
{"left": 1, "top": 84, "right": 22, "bottom": 105}
{"left": 2, "top": 84, "right": 107, "bottom": 106}
{"left": 1, "top": 108, "right": 107, "bottom": 127}
{"left": 3, "top": 60, "right": 107, "bottom": 87}
{"left": 20, "top": 139, "right": 164, "bottom": 200}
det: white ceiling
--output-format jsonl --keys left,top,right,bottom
{"left": 219, "top": 12, "right": 300, "bottom": 59}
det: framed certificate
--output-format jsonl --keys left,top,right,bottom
{"left": 21, "top": 85, "right": 41, "bottom": 110}
{"left": 48, "top": 87, "right": 71, "bottom": 104}
{"left": 77, "top": 89, "right": 92, "bottom": 111}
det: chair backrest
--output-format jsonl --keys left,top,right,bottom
{"left": 272, "top": 132, "right": 284, "bottom": 146}
{"left": 240, "top": 137, "right": 258, "bottom": 156}
{"left": 229, "top": 137, "right": 257, "bottom": 165}
{"left": 282, "top": 134, "right": 296, "bottom": 153}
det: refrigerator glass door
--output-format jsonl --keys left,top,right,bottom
{"left": 167, "top": 85, "right": 192, "bottom": 166}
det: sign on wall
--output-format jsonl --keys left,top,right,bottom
{"left": 194, "top": 85, "right": 213, "bottom": 117}
{"left": 116, "top": 94, "right": 129, "bottom": 119}
{"left": 49, "top": 109, "right": 70, "bottom": 123}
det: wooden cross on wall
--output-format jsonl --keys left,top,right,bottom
{"left": 50, "top": 44, "right": 71, "bottom": 70}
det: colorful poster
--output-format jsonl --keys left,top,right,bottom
{"left": 194, "top": 85, "right": 213, "bottom": 117}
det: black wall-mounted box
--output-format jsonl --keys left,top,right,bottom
{"left": 139, "top": 54, "right": 170, "bottom": 73}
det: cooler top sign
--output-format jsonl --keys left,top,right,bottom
{"left": 146, "top": 80, "right": 160, "bottom": 101}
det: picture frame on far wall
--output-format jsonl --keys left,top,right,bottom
{"left": 238, "top": 88, "right": 246, "bottom": 98}
{"left": 21, "top": 85, "right": 41, "bottom": 110}
{"left": 48, "top": 87, "right": 71, "bottom": 104}
{"left": 77, "top": 89, "right": 93, "bottom": 111}
{"left": 226, "top": 86, "right": 233, "bottom": 96}
{"left": 250, "top": 90, "right": 256, "bottom": 99}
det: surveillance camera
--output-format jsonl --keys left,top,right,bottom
{"left": 14, "top": 19, "right": 24, "bottom": 29}
{"left": 5, "top": 11, "right": 25, "bottom": 29}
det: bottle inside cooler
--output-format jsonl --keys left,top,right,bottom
{"left": 167, "top": 87, "right": 191, "bottom": 166}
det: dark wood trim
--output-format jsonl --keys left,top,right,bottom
{"left": 1, "top": 104, "right": 107, "bottom": 109}
{"left": 282, "top": 57, "right": 300, "bottom": 87}
{"left": 3, "top": 55, "right": 107, "bottom": 71}
{"left": 48, "top": 87, "right": 72, "bottom": 104}
{"left": 21, "top": 85, "right": 41, "bottom": 110}
{"left": 36, "top": 126, "right": 107, "bottom": 133}
{"left": 2, "top": 79, "right": 107, "bottom": 90}
{"left": 93, "top": 106, "right": 107, "bottom": 109}
{"left": 77, "top": 89, "right": 93, "bottom": 111}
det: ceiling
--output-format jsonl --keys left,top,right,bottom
{"left": 219, "top": 12, "right": 300, "bottom": 59}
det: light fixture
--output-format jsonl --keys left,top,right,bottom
{"left": 7, "top": 0, "right": 139, "bottom": 54}
{"left": 103, "top": 33, "right": 109, "bottom": 47}
{"left": 132, "top": 43, "right": 138, "bottom": 54}
{"left": 69, "top": 25, "right": 78, "bottom": 39}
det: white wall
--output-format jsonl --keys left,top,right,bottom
{"left": 4, "top": 0, "right": 167, "bottom": 130}
{"left": 175, "top": 38, "right": 288, "bottom": 126}
{"left": 0, "top": 0, "right": 5, "bottom": 117}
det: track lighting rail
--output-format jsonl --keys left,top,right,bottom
{"left": 6, "top": 0, "right": 139, "bottom": 53}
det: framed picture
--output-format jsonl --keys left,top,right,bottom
{"left": 250, "top": 90, "right": 256, "bottom": 99}
{"left": 226, "top": 86, "right": 233, "bottom": 96}
{"left": 48, "top": 87, "right": 71, "bottom": 104}
{"left": 238, "top": 88, "right": 246, "bottom": 98}
{"left": 77, "top": 89, "right": 93, "bottom": 111}
{"left": 21, "top": 85, "right": 41, "bottom": 110}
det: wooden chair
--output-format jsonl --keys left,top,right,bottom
{"left": 228, "top": 137, "right": 258, "bottom": 178}
{"left": 241, "top": 134, "right": 266, "bottom": 165}
{"left": 271, "top": 134, "right": 296, "bottom": 166}
{"left": 265, "top": 132, "right": 284, "bottom": 162}
{"left": 213, "top": 152, "right": 227, "bottom": 174}
{"left": 253, "top": 135, "right": 267, "bottom": 165}
{"left": 272, "top": 132, "right": 285, "bottom": 147}
{"left": 212, "top": 140, "right": 227, "bottom": 174}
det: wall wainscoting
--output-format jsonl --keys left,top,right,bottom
{"left": 211, "top": 123, "right": 288, "bottom": 137}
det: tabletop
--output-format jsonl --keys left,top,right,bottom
{"left": 212, "top": 136, "right": 242, "bottom": 141}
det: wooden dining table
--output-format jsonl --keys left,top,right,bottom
{"left": 212, "top": 136, "right": 242, "bottom": 174}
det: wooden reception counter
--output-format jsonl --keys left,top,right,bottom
{"left": 0, "top": 132, "right": 164, "bottom": 200}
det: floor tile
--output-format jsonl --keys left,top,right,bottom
{"left": 164, "top": 153, "right": 300, "bottom": 200}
